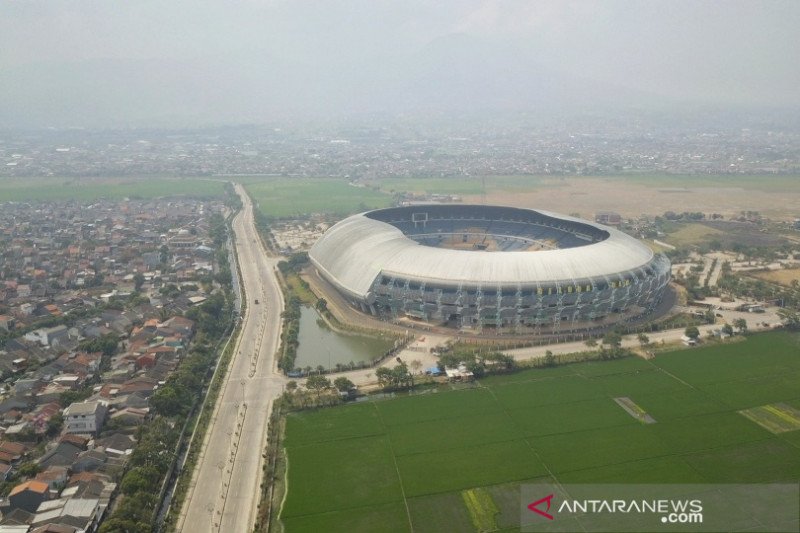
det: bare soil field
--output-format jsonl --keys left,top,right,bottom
{"left": 471, "top": 177, "right": 800, "bottom": 221}
{"left": 748, "top": 268, "right": 800, "bottom": 287}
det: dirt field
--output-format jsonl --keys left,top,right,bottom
{"left": 748, "top": 268, "right": 800, "bottom": 287}
{"left": 470, "top": 177, "right": 800, "bottom": 221}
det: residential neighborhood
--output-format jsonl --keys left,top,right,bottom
{"left": 0, "top": 196, "right": 233, "bottom": 531}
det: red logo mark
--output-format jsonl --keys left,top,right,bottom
{"left": 528, "top": 494, "right": 555, "bottom": 520}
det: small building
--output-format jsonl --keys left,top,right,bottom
{"left": 595, "top": 211, "right": 622, "bottom": 226}
{"left": 23, "top": 325, "right": 69, "bottom": 347}
{"left": 63, "top": 401, "right": 107, "bottom": 436}
{"left": 0, "top": 315, "right": 15, "bottom": 332}
{"left": 8, "top": 480, "right": 50, "bottom": 512}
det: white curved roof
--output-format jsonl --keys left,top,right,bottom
{"left": 309, "top": 207, "right": 655, "bottom": 300}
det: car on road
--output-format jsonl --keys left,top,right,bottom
{"left": 254, "top": 299, "right": 260, "bottom": 304}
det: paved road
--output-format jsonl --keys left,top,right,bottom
{"left": 178, "top": 183, "right": 286, "bottom": 533}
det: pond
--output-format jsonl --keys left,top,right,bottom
{"left": 294, "top": 306, "right": 396, "bottom": 371}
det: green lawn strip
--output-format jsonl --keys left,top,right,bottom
{"left": 571, "top": 356, "right": 653, "bottom": 377}
{"left": 462, "top": 487, "right": 500, "bottom": 532}
{"left": 387, "top": 411, "right": 521, "bottom": 456}
{"left": 697, "top": 370, "right": 800, "bottom": 411}
{"left": 634, "top": 389, "right": 730, "bottom": 421}
{"left": 506, "top": 398, "right": 637, "bottom": 438}
{"left": 477, "top": 365, "right": 579, "bottom": 386}
{"left": 0, "top": 177, "right": 225, "bottom": 202}
{"left": 374, "top": 387, "right": 502, "bottom": 427}
{"left": 649, "top": 411, "right": 772, "bottom": 454}
{"left": 739, "top": 403, "right": 800, "bottom": 434}
{"left": 485, "top": 476, "right": 555, "bottom": 531}
{"left": 590, "top": 368, "right": 692, "bottom": 397}
{"left": 488, "top": 375, "right": 607, "bottom": 410}
{"left": 532, "top": 423, "right": 672, "bottom": 474}
{"left": 284, "top": 402, "right": 384, "bottom": 447}
{"left": 558, "top": 455, "right": 707, "bottom": 484}
{"left": 681, "top": 437, "right": 800, "bottom": 483}
{"left": 244, "top": 178, "right": 391, "bottom": 217}
{"left": 407, "top": 492, "right": 474, "bottom": 533}
{"left": 280, "top": 434, "right": 404, "bottom": 518}
{"left": 396, "top": 439, "right": 549, "bottom": 498}
{"left": 281, "top": 502, "right": 410, "bottom": 533}
{"left": 650, "top": 332, "right": 800, "bottom": 386}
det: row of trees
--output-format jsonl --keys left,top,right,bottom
{"left": 279, "top": 376, "right": 356, "bottom": 411}
{"left": 277, "top": 295, "right": 301, "bottom": 373}
{"left": 99, "top": 418, "right": 182, "bottom": 533}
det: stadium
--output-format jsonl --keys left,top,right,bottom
{"left": 309, "top": 205, "right": 671, "bottom": 334}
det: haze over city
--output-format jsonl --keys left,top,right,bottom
{"left": 1, "top": 2, "right": 799, "bottom": 533}
{"left": 2, "top": 0, "right": 799, "bottom": 128}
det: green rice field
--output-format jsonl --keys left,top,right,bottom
{"left": 279, "top": 331, "right": 800, "bottom": 532}
{"left": 0, "top": 177, "right": 225, "bottom": 202}
{"left": 242, "top": 178, "right": 391, "bottom": 217}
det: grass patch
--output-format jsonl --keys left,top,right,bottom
{"left": 748, "top": 268, "right": 800, "bottom": 287}
{"left": 375, "top": 388, "right": 501, "bottom": 427}
{"left": 278, "top": 331, "right": 800, "bottom": 531}
{"left": 739, "top": 403, "right": 800, "bottom": 434}
{"left": 507, "top": 398, "right": 636, "bottom": 437}
{"left": 663, "top": 222, "right": 724, "bottom": 246}
{"left": 461, "top": 487, "right": 499, "bottom": 532}
{"left": 284, "top": 273, "right": 316, "bottom": 306}
{"left": 281, "top": 435, "right": 403, "bottom": 518}
{"left": 242, "top": 177, "right": 391, "bottom": 217}
{"left": 396, "top": 439, "right": 547, "bottom": 497}
{"left": 281, "top": 502, "right": 409, "bottom": 533}
{"left": 0, "top": 177, "right": 225, "bottom": 202}
{"left": 407, "top": 493, "right": 473, "bottom": 533}
{"left": 284, "top": 402, "right": 384, "bottom": 446}
{"left": 386, "top": 412, "right": 520, "bottom": 456}
{"left": 376, "top": 175, "right": 562, "bottom": 196}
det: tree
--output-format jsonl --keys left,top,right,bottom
{"left": 733, "top": 318, "right": 748, "bottom": 334}
{"left": 585, "top": 338, "right": 598, "bottom": 348}
{"left": 684, "top": 325, "right": 700, "bottom": 340}
{"left": 602, "top": 331, "right": 622, "bottom": 349}
{"left": 333, "top": 377, "right": 355, "bottom": 393}
{"left": 637, "top": 333, "right": 650, "bottom": 348}
{"left": 286, "top": 380, "right": 298, "bottom": 392}
{"left": 79, "top": 333, "right": 120, "bottom": 356}
{"left": 46, "top": 412, "right": 64, "bottom": 438}
{"left": 133, "top": 272, "right": 145, "bottom": 291}
{"left": 17, "top": 462, "right": 40, "bottom": 478}
{"left": 375, "top": 367, "right": 393, "bottom": 388}
{"left": 315, "top": 298, "right": 328, "bottom": 313}
{"left": 721, "top": 323, "right": 734, "bottom": 337}
{"left": 305, "top": 375, "right": 331, "bottom": 398}
{"left": 391, "top": 362, "right": 414, "bottom": 389}
{"left": 543, "top": 350, "right": 556, "bottom": 368}
{"left": 409, "top": 359, "right": 423, "bottom": 375}
{"left": 777, "top": 308, "right": 800, "bottom": 330}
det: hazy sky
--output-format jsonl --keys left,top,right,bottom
{"left": 1, "top": 0, "right": 799, "bottom": 127}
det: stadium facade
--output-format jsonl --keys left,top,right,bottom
{"left": 309, "top": 205, "right": 671, "bottom": 333}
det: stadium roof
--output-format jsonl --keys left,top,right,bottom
{"left": 309, "top": 207, "right": 655, "bottom": 299}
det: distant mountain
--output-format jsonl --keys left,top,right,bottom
{"left": 0, "top": 34, "right": 697, "bottom": 129}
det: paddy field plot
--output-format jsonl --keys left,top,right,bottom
{"left": 280, "top": 331, "right": 800, "bottom": 532}
{"left": 0, "top": 177, "right": 225, "bottom": 202}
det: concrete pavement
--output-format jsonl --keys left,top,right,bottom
{"left": 178, "top": 183, "right": 286, "bottom": 532}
